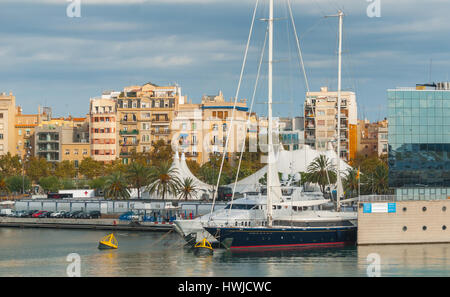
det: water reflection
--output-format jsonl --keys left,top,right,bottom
{"left": 2, "top": 228, "right": 450, "bottom": 277}
{"left": 357, "top": 244, "right": 450, "bottom": 276}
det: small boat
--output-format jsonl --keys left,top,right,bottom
{"left": 98, "top": 233, "right": 118, "bottom": 250}
{"left": 193, "top": 238, "right": 213, "bottom": 256}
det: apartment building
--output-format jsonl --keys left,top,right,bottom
{"left": 279, "top": 116, "right": 304, "bottom": 151}
{"left": 89, "top": 96, "right": 118, "bottom": 162}
{"left": 304, "top": 86, "right": 358, "bottom": 162}
{"left": 34, "top": 116, "right": 90, "bottom": 163}
{"left": 357, "top": 118, "right": 388, "bottom": 158}
{"left": 0, "top": 92, "right": 16, "bottom": 156}
{"left": 115, "top": 82, "right": 184, "bottom": 164}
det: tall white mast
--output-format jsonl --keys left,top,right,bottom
{"left": 267, "top": 0, "right": 274, "bottom": 227}
{"left": 336, "top": 10, "right": 344, "bottom": 212}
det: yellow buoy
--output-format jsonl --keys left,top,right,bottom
{"left": 194, "top": 238, "right": 213, "bottom": 256}
{"left": 98, "top": 233, "right": 118, "bottom": 250}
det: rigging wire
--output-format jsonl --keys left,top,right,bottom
{"left": 208, "top": 0, "right": 260, "bottom": 219}
{"left": 228, "top": 23, "right": 269, "bottom": 218}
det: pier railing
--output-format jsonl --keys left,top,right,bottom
{"left": 357, "top": 195, "right": 396, "bottom": 202}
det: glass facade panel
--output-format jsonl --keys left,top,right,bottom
{"left": 388, "top": 89, "right": 450, "bottom": 190}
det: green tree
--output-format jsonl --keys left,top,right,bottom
{"left": 79, "top": 157, "right": 104, "bottom": 179}
{"left": 88, "top": 177, "right": 107, "bottom": 191}
{"left": 0, "top": 152, "right": 21, "bottom": 177}
{"left": 343, "top": 168, "right": 359, "bottom": 198}
{"left": 178, "top": 177, "right": 198, "bottom": 201}
{"left": 149, "top": 140, "right": 173, "bottom": 166}
{"left": 362, "top": 164, "right": 390, "bottom": 195}
{"left": 306, "top": 155, "right": 337, "bottom": 194}
{"left": 61, "top": 178, "right": 75, "bottom": 190}
{"left": 54, "top": 161, "right": 76, "bottom": 179}
{"left": 146, "top": 161, "right": 180, "bottom": 200}
{"left": 126, "top": 162, "right": 151, "bottom": 199}
{"left": 39, "top": 176, "right": 61, "bottom": 193}
{"left": 24, "top": 157, "right": 52, "bottom": 183}
{"left": 5, "top": 175, "right": 31, "bottom": 194}
{"left": 103, "top": 172, "right": 130, "bottom": 200}
{"left": 0, "top": 177, "right": 10, "bottom": 197}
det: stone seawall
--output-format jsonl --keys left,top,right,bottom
{"left": 0, "top": 217, "right": 173, "bottom": 232}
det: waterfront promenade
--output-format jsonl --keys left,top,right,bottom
{"left": 0, "top": 217, "right": 173, "bottom": 232}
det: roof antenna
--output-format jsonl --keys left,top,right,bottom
{"left": 429, "top": 58, "right": 433, "bottom": 83}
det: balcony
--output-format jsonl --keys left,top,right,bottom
{"left": 119, "top": 129, "right": 139, "bottom": 135}
{"left": 151, "top": 129, "right": 171, "bottom": 135}
{"left": 151, "top": 119, "right": 170, "bottom": 124}
{"left": 120, "top": 120, "right": 137, "bottom": 125}
{"left": 119, "top": 140, "right": 139, "bottom": 146}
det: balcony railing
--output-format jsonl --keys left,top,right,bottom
{"left": 119, "top": 129, "right": 139, "bottom": 135}
{"left": 151, "top": 129, "right": 171, "bottom": 135}
{"left": 119, "top": 140, "right": 139, "bottom": 146}
{"left": 120, "top": 119, "right": 137, "bottom": 124}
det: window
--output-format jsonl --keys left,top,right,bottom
{"left": 0, "top": 134, "right": 3, "bottom": 140}
{"left": 65, "top": 149, "right": 70, "bottom": 155}
{"left": 0, "top": 113, "right": 3, "bottom": 119}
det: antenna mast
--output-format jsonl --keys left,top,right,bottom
{"left": 267, "top": 0, "right": 274, "bottom": 227}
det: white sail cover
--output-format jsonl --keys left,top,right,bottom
{"left": 228, "top": 145, "right": 351, "bottom": 193}
{"left": 173, "top": 152, "right": 213, "bottom": 198}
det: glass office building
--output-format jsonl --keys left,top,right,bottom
{"left": 388, "top": 84, "right": 450, "bottom": 200}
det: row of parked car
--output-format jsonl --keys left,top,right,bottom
{"left": 4, "top": 210, "right": 102, "bottom": 219}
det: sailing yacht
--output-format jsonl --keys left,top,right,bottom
{"left": 173, "top": 180, "right": 328, "bottom": 246}
{"left": 204, "top": 2, "right": 357, "bottom": 251}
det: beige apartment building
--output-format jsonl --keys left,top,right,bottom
{"left": 357, "top": 118, "right": 388, "bottom": 158}
{"left": 171, "top": 91, "right": 250, "bottom": 164}
{"left": 34, "top": 116, "right": 90, "bottom": 164}
{"left": 0, "top": 92, "right": 16, "bottom": 156}
{"left": 304, "top": 86, "right": 358, "bottom": 162}
{"left": 89, "top": 97, "right": 118, "bottom": 163}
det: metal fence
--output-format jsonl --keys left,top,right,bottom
{"left": 357, "top": 195, "right": 396, "bottom": 202}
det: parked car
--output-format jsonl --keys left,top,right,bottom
{"left": 74, "top": 211, "right": 89, "bottom": 219}
{"left": 50, "top": 211, "right": 67, "bottom": 218}
{"left": 43, "top": 211, "right": 54, "bottom": 218}
{"left": 36, "top": 211, "right": 49, "bottom": 218}
{"left": 32, "top": 211, "right": 47, "bottom": 218}
{"left": 119, "top": 211, "right": 137, "bottom": 221}
{"left": 0, "top": 209, "right": 13, "bottom": 217}
{"left": 24, "top": 210, "right": 39, "bottom": 217}
{"left": 12, "top": 210, "right": 28, "bottom": 218}
{"left": 88, "top": 211, "right": 101, "bottom": 219}
{"left": 69, "top": 210, "right": 84, "bottom": 219}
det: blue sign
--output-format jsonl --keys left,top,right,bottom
{"left": 388, "top": 203, "right": 396, "bottom": 213}
{"left": 363, "top": 203, "right": 372, "bottom": 213}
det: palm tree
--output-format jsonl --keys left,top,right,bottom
{"left": 103, "top": 172, "right": 130, "bottom": 200}
{"left": 126, "top": 163, "right": 151, "bottom": 199}
{"left": 306, "top": 155, "right": 337, "bottom": 195}
{"left": 178, "top": 177, "right": 199, "bottom": 201}
{"left": 362, "top": 164, "right": 390, "bottom": 195}
{"left": 146, "top": 161, "right": 181, "bottom": 200}
{"left": 343, "top": 168, "right": 359, "bottom": 198}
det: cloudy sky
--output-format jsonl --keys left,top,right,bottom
{"left": 1, "top": 0, "right": 450, "bottom": 121}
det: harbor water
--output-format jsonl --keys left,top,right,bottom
{"left": 1, "top": 227, "right": 450, "bottom": 277}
